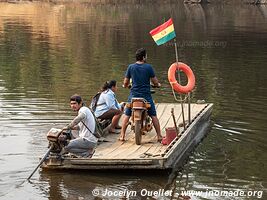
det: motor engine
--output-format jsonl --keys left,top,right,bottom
{"left": 46, "top": 128, "right": 71, "bottom": 153}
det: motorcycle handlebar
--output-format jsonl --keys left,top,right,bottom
{"left": 150, "top": 84, "right": 161, "bottom": 88}
{"left": 122, "top": 83, "right": 161, "bottom": 89}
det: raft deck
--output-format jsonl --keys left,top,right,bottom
{"left": 42, "top": 103, "right": 213, "bottom": 170}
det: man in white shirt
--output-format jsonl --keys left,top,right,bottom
{"left": 63, "top": 94, "right": 97, "bottom": 157}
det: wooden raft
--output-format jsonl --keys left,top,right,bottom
{"left": 42, "top": 103, "right": 213, "bottom": 170}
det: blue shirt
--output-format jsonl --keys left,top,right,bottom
{"left": 94, "top": 89, "right": 121, "bottom": 117}
{"left": 125, "top": 63, "right": 155, "bottom": 99}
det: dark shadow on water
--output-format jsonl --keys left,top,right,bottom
{"left": 37, "top": 169, "right": 173, "bottom": 200}
{"left": 36, "top": 159, "right": 189, "bottom": 200}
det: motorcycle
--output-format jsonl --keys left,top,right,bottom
{"left": 126, "top": 98, "right": 153, "bottom": 145}
{"left": 123, "top": 81, "right": 160, "bottom": 145}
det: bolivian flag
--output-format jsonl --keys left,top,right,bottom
{"left": 149, "top": 18, "right": 176, "bottom": 46}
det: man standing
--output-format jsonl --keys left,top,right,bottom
{"left": 119, "top": 48, "right": 163, "bottom": 142}
{"left": 63, "top": 94, "right": 97, "bottom": 157}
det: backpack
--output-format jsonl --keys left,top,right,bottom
{"left": 90, "top": 92, "right": 101, "bottom": 112}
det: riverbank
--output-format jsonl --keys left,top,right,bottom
{"left": 185, "top": 0, "right": 267, "bottom": 4}
{"left": 0, "top": 0, "right": 267, "bottom": 5}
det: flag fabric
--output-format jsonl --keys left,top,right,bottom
{"left": 149, "top": 18, "right": 176, "bottom": 46}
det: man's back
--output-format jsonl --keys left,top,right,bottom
{"left": 126, "top": 63, "right": 155, "bottom": 98}
{"left": 119, "top": 48, "right": 162, "bottom": 142}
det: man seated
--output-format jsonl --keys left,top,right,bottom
{"left": 62, "top": 94, "right": 98, "bottom": 158}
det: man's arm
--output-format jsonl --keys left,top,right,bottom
{"left": 65, "top": 112, "right": 86, "bottom": 130}
{"left": 151, "top": 77, "right": 161, "bottom": 87}
{"left": 123, "top": 77, "right": 130, "bottom": 88}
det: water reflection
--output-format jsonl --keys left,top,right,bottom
{"left": 258, "top": 5, "right": 267, "bottom": 19}
{"left": 38, "top": 171, "right": 170, "bottom": 200}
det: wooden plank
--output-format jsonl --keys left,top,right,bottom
{"left": 102, "top": 131, "right": 143, "bottom": 159}
{"left": 94, "top": 103, "right": 207, "bottom": 159}
{"left": 103, "top": 142, "right": 143, "bottom": 159}
{"left": 159, "top": 103, "right": 176, "bottom": 135}
{"left": 69, "top": 159, "right": 153, "bottom": 165}
{"left": 140, "top": 143, "right": 166, "bottom": 158}
{"left": 163, "top": 104, "right": 213, "bottom": 168}
{"left": 94, "top": 121, "right": 136, "bottom": 157}
{"left": 125, "top": 143, "right": 155, "bottom": 159}
{"left": 101, "top": 103, "right": 170, "bottom": 159}
{"left": 172, "top": 103, "right": 206, "bottom": 128}
{"left": 93, "top": 134, "right": 124, "bottom": 157}
{"left": 156, "top": 103, "right": 168, "bottom": 121}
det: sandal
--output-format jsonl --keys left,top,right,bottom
{"left": 157, "top": 137, "right": 163, "bottom": 143}
{"left": 115, "top": 125, "right": 122, "bottom": 129}
{"left": 109, "top": 130, "right": 119, "bottom": 134}
{"left": 118, "top": 137, "right": 126, "bottom": 142}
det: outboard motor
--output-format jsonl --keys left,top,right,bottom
{"left": 46, "top": 128, "right": 71, "bottom": 153}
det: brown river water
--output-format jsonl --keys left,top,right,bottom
{"left": 0, "top": 1, "right": 267, "bottom": 200}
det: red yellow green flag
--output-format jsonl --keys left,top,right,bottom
{"left": 149, "top": 18, "right": 176, "bottom": 46}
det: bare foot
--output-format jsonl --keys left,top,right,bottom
{"left": 109, "top": 128, "right": 117, "bottom": 134}
{"left": 157, "top": 135, "right": 163, "bottom": 142}
{"left": 118, "top": 137, "right": 126, "bottom": 141}
{"left": 115, "top": 125, "right": 122, "bottom": 129}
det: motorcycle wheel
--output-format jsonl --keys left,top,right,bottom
{"left": 135, "top": 120, "right": 142, "bottom": 145}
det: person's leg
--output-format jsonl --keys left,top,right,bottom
{"left": 98, "top": 109, "right": 122, "bottom": 132}
{"left": 151, "top": 116, "right": 162, "bottom": 142}
{"left": 65, "top": 137, "right": 96, "bottom": 155}
{"left": 119, "top": 96, "right": 132, "bottom": 141}
{"left": 147, "top": 99, "right": 162, "bottom": 142}
{"left": 119, "top": 114, "right": 130, "bottom": 141}
{"left": 110, "top": 113, "right": 122, "bottom": 130}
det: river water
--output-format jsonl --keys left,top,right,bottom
{"left": 0, "top": 1, "right": 267, "bottom": 200}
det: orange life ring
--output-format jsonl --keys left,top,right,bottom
{"left": 168, "top": 62, "right": 195, "bottom": 94}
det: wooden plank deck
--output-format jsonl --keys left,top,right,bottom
{"left": 42, "top": 103, "right": 213, "bottom": 170}
{"left": 93, "top": 103, "right": 208, "bottom": 160}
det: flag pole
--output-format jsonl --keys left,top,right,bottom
{"left": 174, "top": 39, "right": 186, "bottom": 129}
